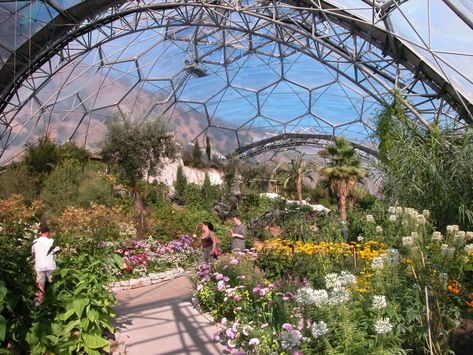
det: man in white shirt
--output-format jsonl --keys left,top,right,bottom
{"left": 31, "top": 222, "right": 60, "bottom": 304}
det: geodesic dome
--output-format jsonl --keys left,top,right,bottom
{"left": 1, "top": 0, "right": 472, "bottom": 165}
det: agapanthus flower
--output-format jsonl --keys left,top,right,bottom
{"left": 311, "top": 321, "right": 329, "bottom": 339}
{"left": 374, "top": 318, "right": 393, "bottom": 334}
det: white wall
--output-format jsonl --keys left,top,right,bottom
{"left": 148, "top": 158, "right": 224, "bottom": 192}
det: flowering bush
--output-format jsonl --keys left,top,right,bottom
{"left": 54, "top": 204, "right": 135, "bottom": 250}
{"left": 193, "top": 205, "right": 473, "bottom": 353}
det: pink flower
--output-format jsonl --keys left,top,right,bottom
{"left": 226, "top": 328, "right": 236, "bottom": 339}
{"left": 215, "top": 273, "right": 224, "bottom": 281}
{"left": 282, "top": 323, "right": 293, "bottom": 330}
{"left": 230, "top": 258, "right": 239, "bottom": 265}
{"left": 261, "top": 323, "right": 269, "bottom": 329}
{"left": 249, "top": 338, "right": 260, "bottom": 346}
{"left": 234, "top": 295, "right": 241, "bottom": 302}
{"left": 297, "top": 319, "right": 304, "bottom": 330}
{"left": 221, "top": 317, "right": 228, "bottom": 325}
{"left": 234, "top": 307, "right": 242, "bottom": 312}
{"left": 217, "top": 280, "right": 225, "bottom": 291}
{"left": 268, "top": 283, "right": 275, "bottom": 290}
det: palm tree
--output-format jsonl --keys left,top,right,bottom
{"left": 319, "top": 137, "right": 365, "bottom": 223}
{"left": 273, "top": 154, "right": 318, "bottom": 204}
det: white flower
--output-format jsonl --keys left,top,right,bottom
{"left": 446, "top": 225, "right": 460, "bottom": 235}
{"left": 311, "top": 321, "right": 329, "bottom": 339}
{"left": 366, "top": 215, "right": 375, "bottom": 223}
{"left": 339, "top": 271, "right": 357, "bottom": 286}
{"left": 248, "top": 338, "right": 260, "bottom": 346}
{"left": 416, "top": 214, "right": 426, "bottom": 225}
{"left": 295, "top": 287, "right": 328, "bottom": 307}
{"left": 422, "top": 210, "right": 430, "bottom": 218}
{"left": 242, "top": 325, "right": 253, "bottom": 336}
{"left": 372, "top": 295, "right": 387, "bottom": 310}
{"left": 388, "top": 215, "right": 397, "bottom": 222}
{"left": 402, "top": 236, "right": 414, "bottom": 247}
{"left": 388, "top": 206, "right": 396, "bottom": 214}
{"left": 371, "top": 256, "right": 384, "bottom": 270}
{"left": 441, "top": 244, "right": 455, "bottom": 257}
{"left": 374, "top": 318, "right": 393, "bottom": 334}
{"left": 454, "top": 233, "right": 465, "bottom": 246}
{"left": 464, "top": 244, "right": 473, "bottom": 255}
{"left": 280, "top": 329, "right": 302, "bottom": 350}
{"left": 357, "top": 235, "right": 364, "bottom": 242}
{"left": 432, "top": 231, "right": 443, "bottom": 242}
{"left": 325, "top": 271, "right": 356, "bottom": 290}
{"left": 385, "top": 248, "right": 400, "bottom": 265}
{"left": 328, "top": 288, "right": 350, "bottom": 305}
{"left": 466, "top": 231, "right": 473, "bottom": 241}
{"left": 395, "top": 207, "right": 403, "bottom": 215}
{"left": 375, "top": 226, "right": 383, "bottom": 234}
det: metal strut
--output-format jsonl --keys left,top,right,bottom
{"left": 141, "top": 70, "right": 192, "bottom": 121}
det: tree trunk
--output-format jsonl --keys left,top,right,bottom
{"left": 339, "top": 191, "right": 347, "bottom": 223}
{"left": 132, "top": 186, "right": 146, "bottom": 239}
{"left": 297, "top": 174, "right": 303, "bottom": 205}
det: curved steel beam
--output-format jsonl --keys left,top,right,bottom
{"left": 0, "top": 0, "right": 472, "bottom": 123}
{"left": 227, "top": 133, "right": 379, "bottom": 160}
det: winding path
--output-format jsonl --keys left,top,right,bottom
{"left": 113, "top": 275, "right": 223, "bottom": 354}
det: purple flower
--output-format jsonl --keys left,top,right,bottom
{"left": 215, "top": 273, "right": 224, "bottom": 281}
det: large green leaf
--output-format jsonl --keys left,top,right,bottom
{"left": 82, "top": 333, "right": 109, "bottom": 349}
{"left": 0, "top": 314, "right": 6, "bottom": 341}
{"left": 87, "top": 309, "right": 99, "bottom": 322}
{"left": 72, "top": 297, "right": 89, "bottom": 317}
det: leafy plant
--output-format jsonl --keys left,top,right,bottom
{"left": 27, "top": 251, "right": 115, "bottom": 355}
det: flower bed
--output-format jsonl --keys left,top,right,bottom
{"left": 104, "top": 235, "right": 200, "bottom": 281}
{"left": 193, "top": 207, "right": 473, "bottom": 354}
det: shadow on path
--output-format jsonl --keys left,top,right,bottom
{"left": 114, "top": 275, "right": 223, "bottom": 355}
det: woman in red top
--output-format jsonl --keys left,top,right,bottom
{"left": 201, "top": 221, "right": 218, "bottom": 263}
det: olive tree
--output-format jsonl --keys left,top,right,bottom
{"left": 101, "top": 117, "right": 178, "bottom": 237}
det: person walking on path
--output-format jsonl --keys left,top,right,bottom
{"left": 31, "top": 222, "right": 60, "bottom": 305}
{"left": 200, "top": 221, "right": 219, "bottom": 263}
{"left": 231, "top": 215, "right": 246, "bottom": 251}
